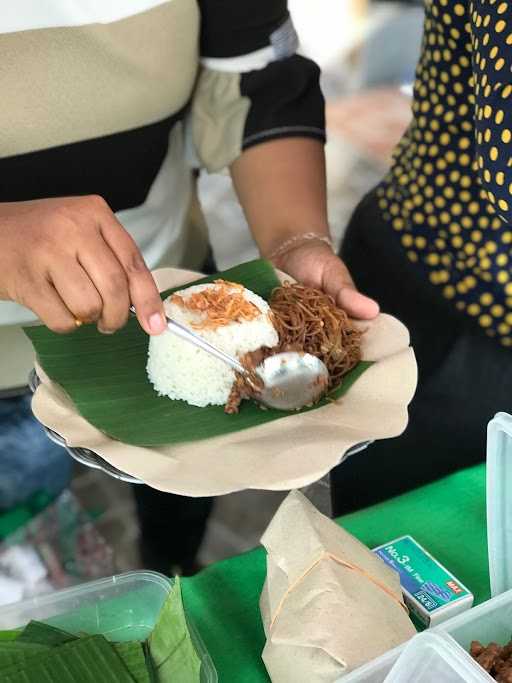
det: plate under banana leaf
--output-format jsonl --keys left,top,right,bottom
{"left": 26, "top": 261, "right": 417, "bottom": 496}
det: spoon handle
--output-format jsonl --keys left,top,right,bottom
{"left": 166, "top": 318, "right": 247, "bottom": 374}
{"left": 130, "top": 305, "right": 246, "bottom": 375}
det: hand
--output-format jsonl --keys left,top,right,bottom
{"left": 0, "top": 196, "right": 167, "bottom": 335}
{"left": 275, "top": 241, "right": 379, "bottom": 320}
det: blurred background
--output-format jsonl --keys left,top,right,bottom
{"left": 203, "top": 0, "right": 422, "bottom": 272}
{"left": 0, "top": 0, "right": 425, "bottom": 585}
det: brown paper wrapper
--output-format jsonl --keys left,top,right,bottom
{"left": 31, "top": 267, "right": 417, "bottom": 496}
{"left": 260, "top": 491, "right": 416, "bottom": 681}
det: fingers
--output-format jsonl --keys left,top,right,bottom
{"left": 76, "top": 238, "right": 130, "bottom": 334}
{"left": 26, "top": 281, "right": 77, "bottom": 334}
{"left": 323, "top": 257, "right": 380, "bottom": 320}
{"left": 276, "top": 240, "right": 380, "bottom": 320}
{"left": 99, "top": 215, "right": 166, "bottom": 335}
{"left": 50, "top": 263, "right": 103, "bottom": 326}
{"left": 0, "top": 194, "right": 165, "bottom": 336}
{"left": 336, "top": 287, "right": 380, "bottom": 320}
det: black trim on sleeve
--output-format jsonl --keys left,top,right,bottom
{"left": 0, "top": 111, "right": 184, "bottom": 212}
{"left": 240, "top": 55, "right": 326, "bottom": 150}
{"left": 199, "top": 0, "right": 289, "bottom": 57}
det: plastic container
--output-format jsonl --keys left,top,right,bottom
{"left": 0, "top": 569, "right": 217, "bottom": 683}
{"left": 341, "top": 645, "right": 402, "bottom": 683}
{"left": 384, "top": 632, "right": 488, "bottom": 683}
{"left": 341, "top": 586, "right": 512, "bottom": 681}
{"left": 436, "top": 586, "right": 512, "bottom": 656}
{"left": 486, "top": 411, "right": 512, "bottom": 596}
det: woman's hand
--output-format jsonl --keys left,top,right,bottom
{"left": 275, "top": 241, "right": 379, "bottom": 320}
{"left": 230, "top": 139, "right": 379, "bottom": 319}
{"left": 0, "top": 196, "right": 166, "bottom": 335}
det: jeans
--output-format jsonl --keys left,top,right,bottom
{"left": 0, "top": 394, "right": 73, "bottom": 510}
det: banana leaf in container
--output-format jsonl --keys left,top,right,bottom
{"left": 0, "top": 577, "right": 205, "bottom": 682}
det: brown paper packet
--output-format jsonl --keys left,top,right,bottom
{"left": 260, "top": 491, "right": 416, "bottom": 682}
{"left": 30, "top": 267, "right": 417, "bottom": 496}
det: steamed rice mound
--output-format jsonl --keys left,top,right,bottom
{"left": 147, "top": 282, "right": 278, "bottom": 407}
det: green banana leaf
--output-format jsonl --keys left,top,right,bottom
{"left": 17, "top": 621, "right": 76, "bottom": 647}
{"left": 113, "top": 642, "right": 151, "bottom": 683}
{"left": 16, "top": 622, "right": 149, "bottom": 683}
{"left": 0, "top": 642, "right": 49, "bottom": 672}
{"left": 0, "top": 635, "right": 135, "bottom": 683}
{"left": 25, "top": 260, "right": 371, "bottom": 447}
{"left": 148, "top": 578, "right": 201, "bottom": 683}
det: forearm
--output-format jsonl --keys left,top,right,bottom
{"left": 230, "top": 138, "right": 330, "bottom": 258}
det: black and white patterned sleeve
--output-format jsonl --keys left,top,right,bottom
{"left": 189, "top": 0, "right": 326, "bottom": 172}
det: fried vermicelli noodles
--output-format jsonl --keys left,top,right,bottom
{"left": 269, "top": 282, "right": 362, "bottom": 391}
{"left": 224, "top": 281, "right": 363, "bottom": 413}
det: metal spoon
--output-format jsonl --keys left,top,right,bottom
{"left": 130, "top": 306, "right": 329, "bottom": 411}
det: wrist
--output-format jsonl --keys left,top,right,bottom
{"left": 265, "top": 232, "right": 334, "bottom": 270}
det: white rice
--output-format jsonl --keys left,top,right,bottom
{"left": 147, "top": 283, "right": 278, "bottom": 407}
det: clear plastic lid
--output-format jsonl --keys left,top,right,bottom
{"left": 0, "top": 570, "right": 217, "bottom": 683}
{"left": 486, "top": 411, "right": 512, "bottom": 596}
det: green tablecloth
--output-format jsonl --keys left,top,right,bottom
{"left": 182, "top": 463, "right": 489, "bottom": 683}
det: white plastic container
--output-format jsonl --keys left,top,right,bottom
{"left": 486, "top": 411, "right": 512, "bottom": 596}
{"left": 0, "top": 569, "right": 217, "bottom": 683}
{"left": 342, "top": 588, "right": 512, "bottom": 682}
{"left": 436, "top": 586, "right": 512, "bottom": 656}
{"left": 341, "top": 645, "right": 401, "bottom": 683}
{"left": 384, "top": 632, "right": 489, "bottom": 683}
{"left": 341, "top": 644, "right": 403, "bottom": 682}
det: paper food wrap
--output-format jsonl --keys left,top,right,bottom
{"left": 260, "top": 491, "right": 416, "bottom": 681}
{"left": 30, "top": 267, "right": 417, "bottom": 496}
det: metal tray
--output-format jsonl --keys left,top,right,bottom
{"left": 29, "top": 370, "right": 142, "bottom": 484}
{"left": 29, "top": 370, "right": 371, "bottom": 492}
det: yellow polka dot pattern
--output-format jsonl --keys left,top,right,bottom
{"left": 377, "top": 0, "right": 512, "bottom": 346}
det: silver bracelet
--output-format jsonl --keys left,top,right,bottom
{"left": 267, "top": 232, "right": 333, "bottom": 263}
